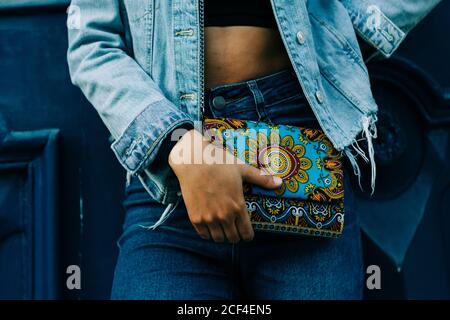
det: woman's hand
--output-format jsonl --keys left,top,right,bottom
{"left": 168, "top": 129, "right": 282, "bottom": 243}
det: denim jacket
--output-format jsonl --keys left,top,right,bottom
{"left": 67, "top": 1, "right": 440, "bottom": 229}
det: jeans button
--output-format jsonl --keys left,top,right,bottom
{"left": 212, "top": 96, "right": 226, "bottom": 110}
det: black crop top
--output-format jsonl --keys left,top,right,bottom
{"left": 205, "top": 0, "right": 277, "bottom": 29}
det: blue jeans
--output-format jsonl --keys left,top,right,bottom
{"left": 111, "top": 69, "right": 364, "bottom": 300}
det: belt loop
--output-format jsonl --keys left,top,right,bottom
{"left": 247, "top": 80, "right": 270, "bottom": 124}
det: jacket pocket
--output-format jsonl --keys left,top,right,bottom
{"left": 309, "top": 13, "right": 367, "bottom": 75}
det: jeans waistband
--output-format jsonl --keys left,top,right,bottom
{"left": 204, "top": 67, "right": 307, "bottom": 119}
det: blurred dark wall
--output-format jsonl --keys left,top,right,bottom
{"left": 0, "top": 2, "right": 124, "bottom": 299}
{"left": 0, "top": 1, "right": 449, "bottom": 299}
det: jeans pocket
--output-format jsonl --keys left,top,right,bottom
{"left": 117, "top": 203, "right": 166, "bottom": 249}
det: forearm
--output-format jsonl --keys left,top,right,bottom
{"left": 67, "top": 0, "right": 194, "bottom": 174}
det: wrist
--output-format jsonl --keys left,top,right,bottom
{"left": 168, "top": 129, "right": 207, "bottom": 168}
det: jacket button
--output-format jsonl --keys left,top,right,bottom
{"left": 296, "top": 31, "right": 305, "bottom": 45}
{"left": 315, "top": 90, "right": 324, "bottom": 104}
{"left": 212, "top": 96, "right": 227, "bottom": 110}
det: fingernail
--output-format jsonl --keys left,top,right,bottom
{"left": 244, "top": 234, "right": 254, "bottom": 242}
{"left": 273, "top": 176, "right": 283, "bottom": 186}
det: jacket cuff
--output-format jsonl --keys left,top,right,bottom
{"left": 151, "top": 122, "right": 195, "bottom": 170}
{"left": 346, "top": 5, "right": 406, "bottom": 58}
{"left": 111, "top": 99, "right": 194, "bottom": 174}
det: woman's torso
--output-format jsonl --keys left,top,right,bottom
{"left": 113, "top": 0, "right": 380, "bottom": 203}
{"left": 204, "top": 0, "right": 291, "bottom": 88}
{"left": 205, "top": 26, "right": 292, "bottom": 89}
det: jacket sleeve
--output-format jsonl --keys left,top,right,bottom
{"left": 67, "top": 0, "right": 194, "bottom": 175}
{"left": 340, "top": 0, "right": 442, "bottom": 58}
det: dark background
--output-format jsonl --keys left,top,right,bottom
{"left": 0, "top": 1, "right": 449, "bottom": 299}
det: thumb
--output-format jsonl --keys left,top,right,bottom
{"left": 239, "top": 165, "right": 283, "bottom": 190}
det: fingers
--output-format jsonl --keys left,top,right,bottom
{"left": 240, "top": 164, "right": 283, "bottom": 190}
{"left": 208, "top": 219, "right": 253, "bottom": 243}
{"left": 192, "top": 208, "right": 252, "bottom": 243}
{"left": 192, "top": 223, "right": 210, "bottom": 240}
{"left": 221, "top": 219, "right": 241, "bottom": 244}
{"left": 208, "top": 222, "right": 226, "bottom": 243}
{"left": 190, "top": 213, "right": 229, "bottom": 243}
{"left": 235, "top": 211, "right": 254, "bottom": 242}
{"left": 186, "top": 179, "right": 256, "bottom": 243}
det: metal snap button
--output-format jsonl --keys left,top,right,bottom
{"left": 212, "top": 96, "right": 227, "bottom": 110}
{"left": 296, "top": 31, "right": 305, "bottom": 45}
{"left": 315, "top": 90, "right": 324, "bottom": 104}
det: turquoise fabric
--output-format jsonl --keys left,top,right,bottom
{"left": 204, "top": 118, "right": 344, "bottom": 202}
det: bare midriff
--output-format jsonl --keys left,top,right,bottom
{"left": 205, "top": 26, "right": 292, "bottom": 89}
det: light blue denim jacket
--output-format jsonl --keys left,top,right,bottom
{"left": 67, "top": 0, "right": 440, "bottom": 228}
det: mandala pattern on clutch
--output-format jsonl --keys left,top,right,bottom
{"left": 203, "top": 117, "right": 345, "bottom": 238}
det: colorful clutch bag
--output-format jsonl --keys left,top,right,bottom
{"left": 203, "top": 117, "right": 345, "bottom": 238}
